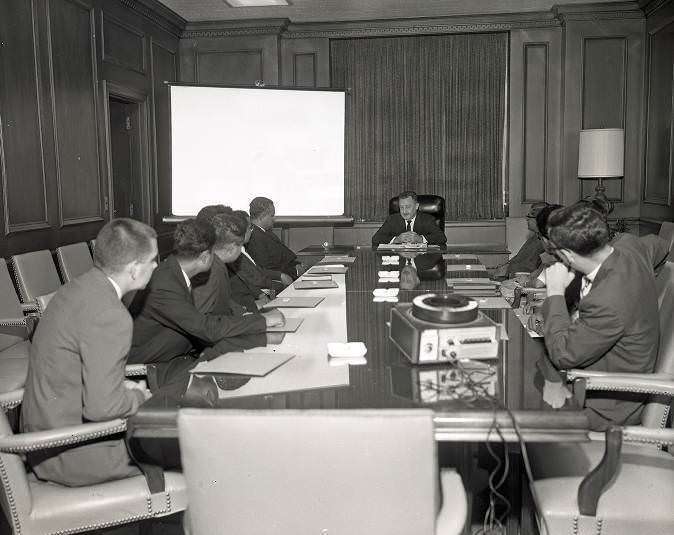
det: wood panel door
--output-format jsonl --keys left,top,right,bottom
{"left": 109, "top": 97, "right": 142, "bottom": 220}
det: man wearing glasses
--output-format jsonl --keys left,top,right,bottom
{"left": 493, "top": 201, "right": 550, "bottom": 279}
{"left": 538, "top": 203, "right": 660, "bottom": 430}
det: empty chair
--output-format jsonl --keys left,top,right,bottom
{"left": 56, "top": 242, "right": 94, "bottom": 283}
{"left": 389, "top": 194, "right": 445, "bottom": 231}
{"left": 10, "top": 250, "right": 61, "bottom": 305}
{"left": 0, "top": 261, "right": 31, "bottom": 395}
{"left": 179, "top": 409, "right": 467, "bottom": 535}
{"left": 0, "top": 396, "right": 187, "bottom": 535}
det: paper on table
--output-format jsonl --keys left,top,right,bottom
{"left": 263, "top": 296, "right": 325, "bottom": 308}
{"left": 320, "top": 256, "right": 356, "bottom": 263}
{"left": 301, "top": 274, "right": 332, "bottom": 281}
{"left": 293, "top": 279, "right": 338, "bottom": 289}
{"left": 267, "top": 317, "right": 304, "bottom": 332}
{"left": 190, "top": 352, "right": 295, "bottom": 376}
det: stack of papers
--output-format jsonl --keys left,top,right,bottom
{"left": 372, "top": 288, "right": 399, "bottom": 302}
{"left": 378, "top": 270, "right": 400, "bottom": 283}
{"left": 381, "top": 255, "right": 400, "bottom": 266}
{"left": 293, "top": 279, "right": 338, "bottom": 289}
{"left": 262, "top": 296, "right": 325, "bottom": 308}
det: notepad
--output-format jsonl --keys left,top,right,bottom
{"left": 267, "top": 317, "right": 304, "bottom": 332}
{"left": 301, "top": 273, "right": 332, "bottom": 280}
{"left": 308, "top": 265, "right": 348, "bottom": 274}
{"left": 293, "top": 280, "right": 339, "bottom": 289}
{"left": 262, "top": 296, "right": 325, "bottom": 308}
{"left": 190, "top": 352, "right": 295, "bottom": 377}
{"left": 320, "top": 256, "right": 356, "bottom": 263}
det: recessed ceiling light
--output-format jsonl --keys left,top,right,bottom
{"left": 224, "top": 0, "right": 290, "bottom": 7}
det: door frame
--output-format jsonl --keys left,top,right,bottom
{"left": 102, "top": 80, "right": 152, "bottom": 224}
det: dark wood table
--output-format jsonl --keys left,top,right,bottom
{"left": 128, "top": 247, "right": 588, "bottom": 463}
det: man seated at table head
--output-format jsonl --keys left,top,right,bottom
{"left": 128, "top": 218, "right": 284, "bottom": 368}
{"left": 247, "top": 196, "right": 303, "bottom": 279}
{"left": 539, "top": 202, "right": 660, "bottom": 430}
{"left": 371, "top": 190, "right": 447, "bottom": 246}
{"left": 493, "top": 201, "right": 550, "bottom": 279}
{"left": 22, "top": 218, "right": 156, "bottom": 486}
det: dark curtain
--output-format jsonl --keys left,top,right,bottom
{"left": 331, "top": 32, "right": 507, "bottom": 221}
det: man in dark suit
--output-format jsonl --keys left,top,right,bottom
{"left": 22, "top": 218, "right": 156, "bottom": 486}
{"left": 128, "top": 218, "right": 284, "bottom": 366}
{"left": 539, "top": 203, "right": 660, "bottom": 430}
{"left": 371, "top": 190, "right": 447, "bottom": 246}
{"left": 246, "top": 196, "right": 303, "bottom": 279}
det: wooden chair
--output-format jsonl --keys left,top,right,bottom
{"left": 527, "top": 262, "right": 674, "bottom": 534}
{"left": 0, "top": 392, "right": 186, "bottom": 535}
{"left": 55, "top": 242, "right": 93, "bottom": 283}
{"left": 178, "top": 409, "right": 467, "bottom": 535}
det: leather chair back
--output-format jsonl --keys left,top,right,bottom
{"left": 56, "top": 242, "right": 93, "bottom": 283}
{"left": 642, "top": 261, "right": 674, "bottom": 429}
{"left": 179, "top": 409, "right": 441, "bottom": 535}
{"left": 0, "top": 410, "right": 34, "bottom": 529}
{"left": 389, "top": 195, "right": 445, "bottom": 231}
{"left": 11, "top": 250, "right": 61, "bottom": 304}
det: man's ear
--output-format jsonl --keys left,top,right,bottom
{"left": 557, "top": 248, "right": 574, "bottom": 265}
{"left": 199, "top": 250, "right": 212, "bottom": 265}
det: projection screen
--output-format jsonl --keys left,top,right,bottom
{"left": 170, "top": 85, "right": 345, "bottom": 216}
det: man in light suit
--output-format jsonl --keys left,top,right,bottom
{"left": 371, "top": 190, "right": 447, "bottom": 246}
{"left": 22, "top": 218, "right": 157, "bottom": 486}
{"left": 539, "top": 203, "right": 660, "bottom": 430}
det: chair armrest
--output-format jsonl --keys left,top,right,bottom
{"left": 125, "top": 363, "right": 147, "bottom": 377}
{"left": 20, "top": 302, "right": 39, "bottom": 314}
{"left": 621, "top": 426, "right": 674, "bottom": 447}
{"left": 566, "top": 370, "right": 674, "bottom": 397}
{"left": 0, "top": 389, "right": 23, "bottom": 410}
{"left": 0, "top": 317, "right": 27, "bottom": 327}
{"left": 0, "top": 418, "right": 127, "bottom": 454}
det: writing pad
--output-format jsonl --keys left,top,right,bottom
{"left": 190, "top": 352, "right": 294, "bottom": 377}
{"left": 266, "top": 317, "right": 304, "bottom": 332}
{"left": 307, "top": 265, "right": 348, "bottom": 274}
{"left": 293, "top": 280, "right": 339, "bottom": 289}
{"left": 262, "top": 296, "right": 325, "bottom": 308}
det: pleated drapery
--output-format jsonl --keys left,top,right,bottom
{"left": 331, "top": 32, "right": 507, "bottom": 221}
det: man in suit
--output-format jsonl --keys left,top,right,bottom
{"left": 539, "top": 203, "right": 660, "bottom": 430}
{"left": 246, "top": 196, "right": 303, "bottom": 279}
{"left": 371, "top": 190, "right": 447, "bottom": 246}
{"left": 22, "top": 218, "right": 156, "bottom": 486}
{"left": 128, "top": 218, "right": 284, "bottom": 366}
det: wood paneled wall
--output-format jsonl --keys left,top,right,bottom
{"left": 0, "top": 0, "right": 181, "bottom": 258}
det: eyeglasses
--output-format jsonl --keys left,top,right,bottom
{"left": 525, "top": 214, "right": 536, "bottom": 219}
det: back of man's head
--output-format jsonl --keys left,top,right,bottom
{"left": 547, "top": 203, "right": 610, "bottom": 256}
{"left": 212, "top": 213, "right": 245, "bottom": 248}
{"left": 399, "top": 190, "right": 417, "bottom": 202}
{"left": 196, "top": 204, "right": 233, "bottom": 225}
{"left": 535, "top": 204, "right": 562, "bottom": 238}
{"left": 249, "top": 197, "right": 274, "bottom": 221}
{"left": 173, "top": 218, "right": 215, "bottom": 259}
{"left": 94, "top": 218, "right": 157, "bottom": 274}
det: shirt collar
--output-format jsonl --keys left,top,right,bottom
{"left": 254, "top": 224, "right": 266, "bottom": 233}
{"left": 106, "top": 276, "right": 123, "bottom": 300}
{"left": 180, "top": 267, "right": 191, "bottom": 289}
{"left": 585, "top": 246, "right": 613, "bottom": 284}
{"left": 241, "top": 245, "right": 256, "bottom": 265}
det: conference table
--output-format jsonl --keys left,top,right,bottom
{"left": 128, "top": 245, "right": 589, "bottom": 461}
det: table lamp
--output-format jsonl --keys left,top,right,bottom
{"left": 577, "top": 128, "right": 624, "bottom": 211}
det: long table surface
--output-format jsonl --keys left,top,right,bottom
{"left": 128, "top": 246, "right": 589, "bottom": 449}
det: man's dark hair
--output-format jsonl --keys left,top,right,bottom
{"left": 535, "top": 204, "right": 563, "bottom": 238}
{"left": 249, "top": 197, "right": 274, "bottom": 221}
{"left": 399, "top": 190, "right": 417, "bottom": 202}
{"left": 547, "top": 203, "right": 610, "bottom": 255}
{"left": 173, "top": 218, "right": 215, "bottom": 259}
{"left": 195, "top": 204, "right": 232, "bottom": 225}
{"left": 232, "top": 210, "right": 252, "bottom": 231}
{"left": 577, "top": 196, "right": 613, "bottom": 218}
{"left": 94, "top": 218, "right": 157, "bottom": 273}
{"left": 212, "top": 213, "right": 245, "bottom": 248}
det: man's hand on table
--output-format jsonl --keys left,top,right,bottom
{"left": 544, "top": 262, "right": 575, "bottom": 296}
{"left": 393, "top": 231, "right": 423, "bottom": 244}
{"left": 543, "top": 379, "right": 572, "bottom": 408}
{"left": 280, "top": 273, "right": 293, "bottom": 286}
{"left": 266, "top": 332, "right": 285, "bottom": 344}
{"left": 262, "top": 308, "right": 285, "bottom": 328}
{"left": 124, "top": 379, "right": 152, "bottom": 401}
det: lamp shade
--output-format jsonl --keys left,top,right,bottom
{"left": 577, "top": 128, "right": 624, "bottom": 178}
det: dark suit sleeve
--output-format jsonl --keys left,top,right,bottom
{"left": 417, "top": 214, "right": 447, "bottom": 245}
{"left": 372, "top": 216, "right": 397, "bottom": 245}
{"left": 542, "top": 294, "right": 624, "bottom": 371}
{"left": 145, "top": 280, "right": 267, "bottom": 346}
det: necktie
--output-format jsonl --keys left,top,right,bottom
{"left": 406, "top": 220, "right": 411, "bottom": 232}
{"left": 580, "top": 276, "right": 592, "bottom": 299}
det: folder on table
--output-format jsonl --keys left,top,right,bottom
{"left": 293, "top": 279, "right": 339, "bottom": 289}
{"left": 262, "top": 296, "right": 325, "bottom": 308}
{"left": 266, "top": 317, "right": 304, "bottom": 332}
{"left": 189, "top": 352, "right": 295, "bottom": 377}
{"left": 307, "top": 264, "right": 348, "bottom": 274}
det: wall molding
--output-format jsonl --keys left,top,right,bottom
{"left": 183, "top": 18, "right": 288, "bottom": 38}
{"left": 119, "top": 0, "right": 185, "bottom": 37}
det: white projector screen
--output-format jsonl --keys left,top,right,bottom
{"left": 170, "top": 85, "right": 345, "bottom": 216}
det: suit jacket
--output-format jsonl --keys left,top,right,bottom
{"left": 541, "top": 238, "right": 660, "bottom": 430}
{"left": 371, "top": 212, "right": 447, "bottom": 245}
{"left": 22, "top": 268, "right": 144, "bottom": 486}
{"left": 128, "top": 256, "right": 266, "bottom": 364}
{"left": 228, "top": 252, "right": 274, "bottom": 311}
{"left": 246, "top": 225, "right": 299, "bottom": 278}
{"left": 192, "top": 255, "right": 245, "bottom": 316}
{"left": 504, "top": 234, "right": 545, "bottom": 276}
